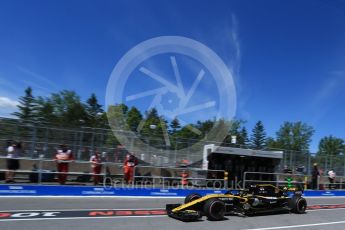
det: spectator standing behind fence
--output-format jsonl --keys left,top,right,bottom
{"left": 123, "top": 153, "right": 138, "bottom": 184}
{"left": 311, "top": 163, "right": 320, "bottom": 190}
{"left": 328, "top": 169, "right": 336, "bottom": 189}
{"left": 5, "top": 142, "right": 21, "bottom": 183}
{"left": 54, "top": 144, "right": 74, "bottom": 185}
{"left": 90, "top": 151, "right": 102, "bottom": 185}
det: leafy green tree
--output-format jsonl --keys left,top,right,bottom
{"left": 106, "top": 104, "right": 131, "bottom": 148}
{"left": 65, "top": 102, "right": 88, "bottom": 126}
{"left": 317, "top": 136, "right": 344, "bottom": 156}
{"left": 274, "top": 121, "right": 314, "bottom": 168}
{"left": 117, "top": 103, "right": 129, "bottom": 115}
{"left": 35, "top": 96, "right": 56, "bottom": 123}
{"left": 107, "top": 104, "right": 128, "bottom": 130}
{"left": 126, "top": 107, "right": 143, "bottom": 132}
{"left": 196, "top": 119, "right": 215, "bottom": 136}
{"left": 250, "top": 120, "right": 267, "bottom": 149}
{"left": 172, "top": 124, "right": 201, "bottom": 149}
{"left": 140, "top": 108, "right": 166, "bottom": 147}
{"left": 316, "top": 135, "right": 344, "bottom": 170}
{"left": 169, "top": 117, "right": 181, "bottom": 134}
{"left": 49, "top": 90, "right": 87, "bottom": 126}
{"left": 85, "top": 93, "right": 104, "bottom": 127}
{"left": 141, "top": 108, "right": 161, "bottom": 134}
{"left": 238, "top": 127, "right": 249, "bottom": 146}
{"left": 276, "top": 121, "right": 314, "bottom": 152}
{"left": 266, "top": 137, "right": 281, "bottom": 149}
{"left": 13, "top": 87, "right": 36, "bottom": 122}
{"left": 222, "top": 120, "right": 244, "bottom": 146}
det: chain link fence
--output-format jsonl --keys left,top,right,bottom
{"left": 1, "top": 117, "right": 345, "bottom": 178}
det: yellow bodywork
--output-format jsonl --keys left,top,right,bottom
{"left": 172, "top": 194, "right": 247, "bottom": 212}
{"left": 172, "top": 184, "right": 299, "bottom": 213}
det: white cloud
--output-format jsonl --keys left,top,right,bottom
{"left": 16, "top": 65, "right": 59, "bottom": 91}
{"left": 230, "top": 14, "right": 241, "bottom": 74}
{"left": 0, "top": 96, "right": 18, "bottom": 118}
{"left": 311, "top": 72, "right": 345, "bottom": 107}
{"left": 308, "top": 71, "right": 345, "bottom": 124}
{"left": 0, "top": 97, "right": 19, "bottom": 108}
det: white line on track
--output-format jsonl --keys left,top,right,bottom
{"left": 0, "top": 215, "right": 167, "bottom": 222}
{"left": 242, "top": 220, "right": 345, "bottom": 230}
{"left": 2, "top": 205, "right": 345, "bottom": 213}
{"left": 1, "top": 206, "right": 345, "bottom": 215}
{"left": 2, "top": 205, "right": 345, "bottom": 223}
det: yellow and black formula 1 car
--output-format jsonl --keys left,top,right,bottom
{"left": 166, "top": 184, "right": 307, "bottom": 221}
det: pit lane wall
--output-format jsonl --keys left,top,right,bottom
{"left": 0, "top": 185, "right": 227, "bottom": 196}
{"left": 1, "top": 185, "right": 345, "bottom": 197}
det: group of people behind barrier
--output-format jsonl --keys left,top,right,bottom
{"left": 311, "top": 163, "right": 338, "bottom": 190}
{"left": 2, "top": 141, "right": 138, "bottom": 185}
{"left": 55, "top": 144, "right": 138, "bottom": 185}
{"left": 2, "top": 142, "right": 344, "bottom": 189}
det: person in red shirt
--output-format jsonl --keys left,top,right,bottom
{"left": 54, "top": 144, "right": 74, "bottom": 185}
{"left": 123, "top": 153, "right": 138, "bottom": 184}
{"left": 90, "top": 151, "right": 103, "bottom": 185}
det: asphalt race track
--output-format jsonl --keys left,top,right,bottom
{"left": 1, "top": 197, "right": 345, "bottom": 230}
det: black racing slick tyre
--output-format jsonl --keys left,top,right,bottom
{"left": 203, "top": 198, "right": 226, "bottom": 221}
{"left": 184, "top": 193, "right": 202, "bottom": 204}
{"left": 290, "top": 196, "right": 307, "bottom": 214}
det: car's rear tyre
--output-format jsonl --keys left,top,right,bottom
{"left": 290, "top": 196, "right": 307, "bottom": 214}
{"left": 184, "top": 193, "right": 202, "bottom": 204}
{"left": 203, "top": 198, "right": 225, "bottom": 221}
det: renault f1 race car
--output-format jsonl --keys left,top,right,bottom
{"left": 166, "top": 184, "right": 307, "bottom": 221}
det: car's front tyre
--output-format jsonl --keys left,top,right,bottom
{"left": 203, "top": 198, "right": 226, "bottom": 221}
{"left": 184, "top": 193, "right": 202, "bottom": 204}
{"left": 289, "top": 196, "right": 307, "bottom": 214}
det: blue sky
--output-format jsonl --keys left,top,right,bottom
{"left": 0, "top": 0, "right": 345, "bottom": 152}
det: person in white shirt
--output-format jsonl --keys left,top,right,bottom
{"left": 328, "top": 170, "right": 336, "bottom": 189}
{"left": 6, "top": 143, "right": 20, "bottom": 183}
{"left": 54, "top": 144, "right": 74, "bottom": 185}
{"left": 90, "top": 151, "right": 103, "bottom": 185}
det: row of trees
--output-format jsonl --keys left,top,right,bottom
{"left": 12, "top": 87, "right": 345, "bottom": 157}
{"left": 13, "top": 87, "right": 107, "bottom": 128}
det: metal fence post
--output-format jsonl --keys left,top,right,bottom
{"left": 343, "top": 154, "right": 345, "bottom": 177}
{"left": 31, "top": 125, "right": 37, "bottom": 158}
{"left": 224, "top": 171, "right": 228, "bottom": 189}
{"left": 307, "top": 153, "right": 311, "bottom": 176}
{"left": 38, "top": 157, "right": 43, "bottom": 185}
{"left": 100, "top": 131, "right": 104, "bottom": 151}
{"left": 242, "top": 172, "right": 246, "bottom": 188}
{"left": 43, "top": 128, "right": 49, "bottom": 157}
{"left": 103, "top": 161, "right": 108, "bottom": 186}
{"left": 14, "top": 122, "right": 19, "bottom": 140}
{"left": 133, "top": 165, "right": 136, "bottom": 186}
{"left": 78, "top": 131, "right": 84, "bottom": 160}
{"left": 73, "top": 131, "right": 78, "bottom": 156}
{"left": 90, "top": 129, "right": 95, "bottom": 157}
{"left": 174, "top": 139, "right": 177, "bottom": 165}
